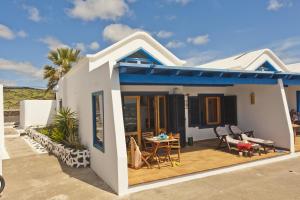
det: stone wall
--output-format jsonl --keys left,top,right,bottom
{"left": 26, "top": 128, "right": 90, "bottom": 168}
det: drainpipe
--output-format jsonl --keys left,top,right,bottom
{"left": 278, "top": 79, "right": 295, "bottom": 153}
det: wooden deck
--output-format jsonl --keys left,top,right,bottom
{"left": 128, "top": 139, "right": 287, "bottom": 186}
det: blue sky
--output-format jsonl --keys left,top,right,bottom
{"left": 0, "top": 0, "right": 300, "bottom": 88}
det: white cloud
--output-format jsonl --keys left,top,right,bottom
{"left": 166, "top": 40, "right": 185, "bottom": 48}
{"left": 167, "top": 0, "right": 192, "bottom": 5}
{"left": 103, "top": 24, "right": 142, "bottom": 43}
{"left": 17, "top": 30, "right": 27, "bottom": 38}
{"left": 75, "top": 42, "right": 86, "bottom": 52}
{"left": 0, "top": 79, "right": 17, "bottom": 87}
{"left": 267, "top": 0, "right": 292, "bottom": 11}
{"left": 40, "top": 36, "right": 69, "bottom": 50}
{"left": 187, "top": 34, "right": 209, "bottom": 45}
{"left": 127, "top": 0, "right": 138, "bottom": 3}
{"left": 89, "top": 41, "right": 100, "bottom": 50}
{"left": 0, "top": 24, "right": 15, "bottom": 40}
{"left": 269, "top": 37, "right": 300, "bottom": 64}
{"left": 23, "top": 5, "right": 42, "bottom": 22}
{"left": 184, "top": 51, "right": 219, "bottom": 66}
{"left": 67, "top": 0, "right": 129, "bottom": 21}
{"left": 0, "top": 58, "right": 42, "bottom": 79}
{"left": 156, "top": 31, "right": 173, "bottom": 39}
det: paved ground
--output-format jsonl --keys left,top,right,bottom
{"left": 2, "top": 128, "right": 300, "bottom": 200}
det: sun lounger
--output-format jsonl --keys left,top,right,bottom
{"left": 240, "top": 133, "right": 275, "bottom": 153}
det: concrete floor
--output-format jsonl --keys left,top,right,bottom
{"left": 2, "top": 128, "right": 300, "bottom": 200}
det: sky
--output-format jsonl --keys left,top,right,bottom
{"left": 0, "top": 0, "right": 300, "bottom": 88}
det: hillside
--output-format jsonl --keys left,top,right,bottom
{"left": 4, "top": 87, "right": 55, "bottom": 110}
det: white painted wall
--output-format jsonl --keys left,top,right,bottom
{"left": 227, "top": 81, "right": 293, "bottom": 149}
{"left": 19, "top": 100, "right": 56, "bottom": 128}
{"left": 0, "top": 85, "right": 3, "bottom": 174}
{"left": 58, "top": 60, "right": 128, "bottom": 195}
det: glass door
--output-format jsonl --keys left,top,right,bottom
{"left": 123, "top": 96, "right": 141, "bottom": 146}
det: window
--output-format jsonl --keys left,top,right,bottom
{"left": 205, "top": 96, "right": 221, "bottom": 125}
{"left": 92, "top": 91, "right": 104, "bottom": 151}
{"left": 189, "top": 94, "right": 237, "bottom": 128}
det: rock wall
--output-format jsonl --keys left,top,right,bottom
{"left": 26, "top": 128, "right": 90, "bottom": 168}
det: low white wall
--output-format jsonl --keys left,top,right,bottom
{"left": 228, "top": 81, "right": 293, "bottom": 149}
{"left": 20, "top": 100, "right": 56, "bottom": 128}
{"left": 0, "top": 85, "right": 3, "bottom": 174}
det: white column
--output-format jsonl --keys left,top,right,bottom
{"left": 278, "top": 79, "right": 295, "bottom": 152}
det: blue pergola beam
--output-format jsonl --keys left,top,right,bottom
{"left": 120, "top": 74, "right": 279, "bottom": 86}
{"left": 117, "top": 63, "right": 300, "bottom": 86}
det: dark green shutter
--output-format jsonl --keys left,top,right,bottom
{"left": 198, "top": 94, "right": 205, "bottom": 126}
{"left": 223, "top": 95, "right": 237, "bottom": 125}
{"left": 188, "top": 96, "right": 199, "bottom": 127}
{"left": 167, "top": 94, "right": 186, "bottom": 147}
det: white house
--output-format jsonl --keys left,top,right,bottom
{"left": 56, "top": 32, "right": 300, "bottom": 195}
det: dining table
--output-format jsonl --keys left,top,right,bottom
{"left": 145, "top": 137, "right": 179, "bottom": 168}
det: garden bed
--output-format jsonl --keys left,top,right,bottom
{"left": 26, "top": 128, "right": 90, "bottom": 168}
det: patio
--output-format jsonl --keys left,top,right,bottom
{"left": 128, "top": 139, "right": 287, "bottom": 186}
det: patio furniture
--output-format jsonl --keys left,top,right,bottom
{"left": 240, "top": 133, "right": 275, "bottom": 153}
{"left": 130, "top": 137, "right": 151, "bottom": 169}
{"left": 213, "top": 126, "right": 231, "bottom": 148}
{"left": 142, "top": 132, "right": 154, "bottom": 151}
{"left": 229, "top": 125, "right": 254, "bottom": 138}
{"left": 145, "top": 137, "right": 178, "bottom": 168}
{"left": 214, "top": 127, "right": 261, "bottom": 156}
{"left": 226, "top": 135, "right": 261, "bottom": 156}
{"left": 169, "top": 133, "right": 181, "bottom": 162}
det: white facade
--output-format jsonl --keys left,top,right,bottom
{"left": 56, "top": 31, "right": 299, "bottom": 194}
{"left": 20, "top": 100, "right": 56, "bottom": 128}
{"left": 0, "top": 85, "right": 3, "bottom": 174}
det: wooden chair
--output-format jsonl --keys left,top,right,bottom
{"left": 170, "top": 133, "right": 181, "bottom": 162}
{"left": 213, "top": 126, "right": 230, "bottom": 149}
{"left": 130, "top": 137, "right": 151, "bottom": 169}
{"left": 142, "top": 132, "right": 154, "bottom": 151}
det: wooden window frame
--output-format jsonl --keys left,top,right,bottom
{"left": 205, "top": 96, "right": 221, "bottom": 125}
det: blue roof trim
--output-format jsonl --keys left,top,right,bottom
{"left": 255, "top": 61, "right": 278, "bottom": 72}
{"left": 118, "top": 63, "right": 300, "bottom": 86}
{"left": 117, "top": 49, "right": 163, "bottom": 65}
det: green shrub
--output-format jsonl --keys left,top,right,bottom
{"left": 51, "top": 128, "right": 64, "bottom": 143}
{"left": 35, "top": 107, "right": 84, "bottom": 149}
{"left": 54, "top": 107, "right": 82, "bottom": 149}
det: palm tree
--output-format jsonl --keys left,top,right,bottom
{"left": 43, "top": 48, "right": 80, "bottom": 92}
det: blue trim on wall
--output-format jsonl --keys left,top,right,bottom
{"left": 92, "top": 91, "right": 105, "bottom": 152}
